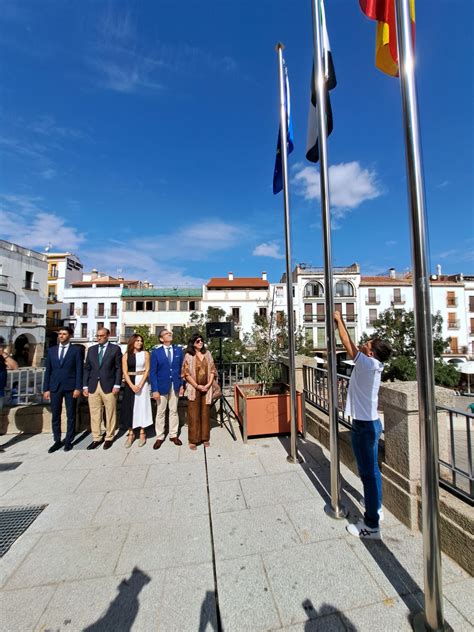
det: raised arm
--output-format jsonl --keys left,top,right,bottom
{"left": 334, "top": 310, "right": 358, "bottom": 359}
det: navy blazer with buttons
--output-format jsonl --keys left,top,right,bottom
{"left": 150, "top": 345, "right": 184, "bottom": 395}
{"left": 43, "top": 344, "right": 83, "bottom": 392}
{"left": 83, "top": 343, "right": 122, "bottom": 394}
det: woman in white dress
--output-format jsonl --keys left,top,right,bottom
{"left": 122, "top": 334, "right": 153, "bottom": 447}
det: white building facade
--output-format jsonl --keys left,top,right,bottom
{"left": 0, "top": 240, "right": 48, "bottom": 366}
{"left": 46, "top": 252, "right": 83, "bottom": 344}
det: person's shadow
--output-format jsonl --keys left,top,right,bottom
{"left": 198, "top": 590, "right": 219, "bottom": 631}
{"left": 83, "top": 567, "right": 151, "bottom": 632}
{"left": 302, "top": 599, "right": 356, "bottom": 630}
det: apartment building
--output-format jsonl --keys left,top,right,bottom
{"left": 0, "top": 240, "right": 48, "bottom": 366}
{"left": 63, "top": 273, "right": 140, "bottom": 346}
{"left": 203, "top": 272, "right": 270, "bottom": 336}
{"left": 121, "top": 288, "right": 203, "bottom": 341}
{"left": 45, "top": 252, "right": 83, "bottom": 344}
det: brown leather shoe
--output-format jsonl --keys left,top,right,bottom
{"left": 87, "top": 440, "right": 101, "bottom": 450}
{"left": 153, "top": 439, "right": 164, "bottom": 450}
{"left": 170, "top": 437, "right": 182, "bottom": 446}
{"left": 103, "top": 440, "right": 113, "bottom": 450}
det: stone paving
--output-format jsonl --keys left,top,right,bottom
{"left": 0, "top": 421, "right": 472, "bottom": 631}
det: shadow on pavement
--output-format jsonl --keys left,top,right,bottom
{"left": 302, "top": 598, "right": 356, "bottom": 631}
{"left": 0, "top": 432, "right": 36, "bottom": 451}
{"left": 198, "top": 590, "right": 219, "bottom": 631}
{"left": 83, "top": 567, "right": 151, "bottom": 632}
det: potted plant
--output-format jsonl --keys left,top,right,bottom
{"left": 234, "top": 313, "right": 304, "bottom": 442}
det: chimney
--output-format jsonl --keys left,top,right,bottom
{"left": 228, "top": 271, "right": 234, "bottom": 281}
{"left": 91, "top": 268, "right": 98, "bottom": 280}
{"left": 389, "top": 267, "right": 396, "bottom": 279}
{"left": 436, "top": 264, "right": 442, "bottom": 276}
{"left": 262, "top": 271, "right": 267, "bottom": 281}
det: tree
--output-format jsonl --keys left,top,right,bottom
{"left": 133, "top": 325, "right": 159, "bottom": 351}
{"left": 360, "top": 308, "right": 458, "bottom": 386}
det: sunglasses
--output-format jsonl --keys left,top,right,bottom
{"left": 195, "top": 338, "right": 204, "bottom": 343}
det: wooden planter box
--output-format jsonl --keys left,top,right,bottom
{"left": 234, "top": 383, "right": 304, "bottom": 442}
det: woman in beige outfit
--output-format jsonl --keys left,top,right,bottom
{"left": 182, "top": 333, "right": 217, "bottom": 450}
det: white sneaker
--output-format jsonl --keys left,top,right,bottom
{"left": 346, "top": 520, "right": 382, "bottom": 540}
{"left": 360, "top": 497, "right": 384, "bottom": 521}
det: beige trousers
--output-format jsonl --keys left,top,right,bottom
{"left": 88, "top": 382, "right": 117, "bottom": 441}
{"left": 155, "top": 387, "right": 179, "bottom": 440}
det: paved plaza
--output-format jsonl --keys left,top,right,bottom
{"left": 0, "top": 421, "right": 472, "bottom": 631}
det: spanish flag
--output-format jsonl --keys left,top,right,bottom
{"left": 359, "top": 0, "right": 415, "bottom": 77}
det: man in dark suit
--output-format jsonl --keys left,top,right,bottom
{"left": 150, "top": 329, "right": 184, "bottom": 449}
{"left": 83, "top": 327, "right": 122, "bottom": 450}
{"left": 43, "top": 326, "right": 83, "bottom": 453}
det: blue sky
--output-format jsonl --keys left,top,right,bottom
{"left": 0, "top": 0, "right": 472, "bottom": 286}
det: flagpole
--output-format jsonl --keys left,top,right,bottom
{"left": 310, "top": 0, "right": 346, "bottom": 519}
{"left": 275, "top": 43, "right": 300, "bottom": 464}
{"left": 394, "top": 1, "right": 444, "bottom": 629}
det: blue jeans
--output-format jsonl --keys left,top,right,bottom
{"left": 351, "top": 418, "right": 382, "bottom": 529}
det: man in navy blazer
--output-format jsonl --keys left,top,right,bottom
{"left": 83, "top": 327, "right": 122, "bottom": 450}
{"left": 43, "top": 326, "right": 83, "bottom": 453}
{"left": 150, "top": 329, "right": 184, "bottom": 449}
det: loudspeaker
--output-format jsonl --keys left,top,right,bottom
{"left": 206, "top": 321, "right": 234, "bottom": 339}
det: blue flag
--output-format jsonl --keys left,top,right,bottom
{"left": 273, "top": 60, "right": 294, "bottom": 195}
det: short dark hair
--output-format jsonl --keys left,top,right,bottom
{"left": 58, "top": 326, "right": 74, "bottom": 336}
{"left": 185, "top": 333, "right": 206, "bottom": 356}
{"left": 371, "top": 338, "right": 392, "bottom": 363}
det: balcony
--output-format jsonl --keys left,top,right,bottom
{"left": 23, "top": 280, "right": 39, "bottom": 291}
{"left": 303, "top": 315, "right": 326, "bottom": 323}
{"left": 48, "top": 270, "right": 59, "bottom": 280}
{"left": 94, "top": 309, "right": 109, "bottom": 318}
{"left": 0, "top": 274, "right": 9, "bottom": 287}
{"left": 346, "top": 314, "right": 358, "bottom": 323}
{"left": 447, "top": 320, "right": 460, "bottom": 330}
{"left": 365, "top": 295, "right": 380, "bottom": 305}
{"left": 391, "top": 294, "right": 406, "bottom": 305}
{"left": 47, "top": 294, "right": 58, "bottom": 304}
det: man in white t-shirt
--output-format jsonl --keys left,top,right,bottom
{"left": 334, "top": 311, "right": 392, "bottom": 539}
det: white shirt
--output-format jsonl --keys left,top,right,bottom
{"left": 345, "top": 351, "right": 383, "bottom": 421}
{"left": 58, "top": 343, "right": 70, "bottom": 359}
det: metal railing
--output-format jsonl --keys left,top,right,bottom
{"left": 437, "top": 406, "right": 473, "bottom": 504}
{"left": 4, "top": 368, "right": 46, "bottom": 406}
{"left": 447, "top": 320, "right": 460, "bottom": 329}
{"left": 216, "top": 361, "right": 279, "bottom": 395}
{"left": 365, "top": 295, "right": 380, "bottom": 305}
{"left": 303, "top": 365, "right": 351, "bottom": 429}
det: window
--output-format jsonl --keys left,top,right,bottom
{"left": 305, "top": 328, "right": 313, "bottom": 348}
{"left": 346, "top": 303, "right": 355, "bottom": 321}
{"left": 69, "top": 302, "right": 75, "bottom": 316}
{"left": 393, "top": 288, "right": 401, "bottom": 302}
{"left": 25, "top": 271, "right": 34, "bottom": 289}
{"left": 446, "top": 291, "right": 456, "bottom": 307}
{"left": 48, "top": 285, "right": 56, "bottom": 301}
{"left": 470, "top": 296, "right": 474, "bottom": 312}
{"left": 124, "top": 326, "right": 134, "bottom": 339}
{"left": 276, "top": 311, "right": 284, "bottom": 323}
{"left": 259, "top": 307, "right": 267, "bottom": 318}
{"left": 369, "top": 309, "right": 377, "bottom": 324}
{"left": 49, "top": 264, "right": 58, "bottom": 279}
{"left": 317, "top": 328, "right": 326, "bottom": 348}
{"left": 97, "top": 322, "right": 104, "bottom": 331}
{"left": 173, "top": 325, "right": 184, "bottom": 337}
{"left": 23, "top": 303, "right": 33, "bottom": 322}
{"left": 168, "top": 301, "right": 177, "bottom": 311}
{"left": 231, "top": 307, "right": 240, "bottom": 323}
{"left": 146, "top": 301, "right": 154, "bottom": 311}
{"left": 317, "top": 303, "right": 325, "bottom": 322}
{"left": 136, "top": 301, "right": 144, "bottom": 311}
{"left": 304, "top": 304, "right": 313, "bottom": 322}
{"left": 304, "top": 282, "right": 324, "bottom": 298}
{"left": 189, "top": 300, "right": 200, "bottom": 311}
{"left": 470, "top": 318, "right": 474, "bottom": 335}
{"left": 367, "top": 288, "right": 377, "bottom": 304}
{"left": 450, "top": 337, "right": 458, "bottom": 354}
{"left": 81, "top": 323, "right": 88, "bottom": 338}
{"left": 158, "top": 300, "right": 167, "bottom": 311}
{"left": 335, "top": 302, "right": 342, "bottom": 316}
{"left": 110, "top": 302, "right": 118, "bottom": 316}
{"left": 180, "top": 301, "right": 188, "bottom": 311}
{"left": 97, "top": 302, "right": 105, "bottom": 317}
{"left": 275, "top": 286, "right": 284, "bottom": 298}
{"left": 82, "top": 302, "right": 88, "bottom": 316}
{"left": 155, "top": 325, "right": 166, "bottom": 336}
{"left": 335, "top": 280, "right": 354, "bottom": 297}
{"left": 125, "top": 301, "right": 133, "bottom": 311}
{"left": 110, "top": 322, "right": 117, "bottom": 337}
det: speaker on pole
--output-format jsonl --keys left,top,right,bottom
{"left": 206, "top": 321, "right": 234, "bottom": 339}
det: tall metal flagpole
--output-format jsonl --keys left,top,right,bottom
{"left": 394, "top": 1, "right": 444, "bottom": 629}
{"left": 310, "top": 0, "right": 346, "bottom": 519}
{"left": 275, "top": 43, "right": 300, "bottom": 464}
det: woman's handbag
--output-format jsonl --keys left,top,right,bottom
{"left": 211, "top": 379, "right": 222, "bottom": 402}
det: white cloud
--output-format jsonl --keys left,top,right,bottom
{"left": 385, "top": 240, "right": 397, "bottom": 247}
{"left": 436, "top": 180, "right": 449, "bottom": 189}
{"left": 0, "top": 195, "right": 85, "bottom": 251}
{"left": 252, "top": 241, "right": 284, "bottom": 259}
{"left": 293, "top": 161, "right": 382, "bottom": 222}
